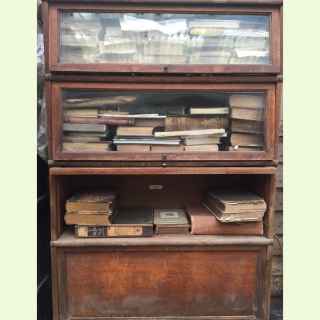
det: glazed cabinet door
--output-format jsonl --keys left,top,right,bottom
{"left": 53, "top": 246, "right": 269, "bottom": 320}
{"left": 46, "top": 2, "right": 281, "bottom": 74}
{"left": 48, "top": 82, "right": 277, "bottom": 162}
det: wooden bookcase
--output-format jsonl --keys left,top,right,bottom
{"left": 43, "top": 0, "right": 283, "bottom": 319}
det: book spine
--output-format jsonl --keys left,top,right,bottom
{"left": 106, "top": 225, "right": 153, "bottom": 237}
{"left": 64, "top": 116, "right": 134, "bottom": 126}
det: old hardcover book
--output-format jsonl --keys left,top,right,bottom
{"left": 204, "top": 202, "right": 265, "bottom": 223}
{"left": 231, "top": 133, "right": 264, "bottom": 147}
{"left": 113, "top": 138, "right": 181, "bottom": 145}
{"left": 155, "top": 128, "right": 225, "bottom": 138}
{"left": 63, "top": 123, "right": 107, "bottom": 133}
{"left": 76, "top": 225, "right": 107, "bottom": 238}
{"left": 134, "top": 118, "right": 165, "bottom": 128}
{"left": 206, "top": 190, "right": 267, "bottom": 214}
{"left": 117, "top": 144, "right": 151, "bottom": 152}
{"left": 64, "top": 109, "right": 98, "bottom": 118}
{"left": 184, "top": 135, "right": 221, "bottom": 146}
{"left": 64, "top": 115, "right": 134, "bottom": 126}
{"left": 151, "top": 145, "right": 184, "bottom": 152}
{"left": 231, "top": 119, "right": 264, "bottom": 134}
{"left": 63, "top": 96, "right": 137, "bottom": 108}
{"left": 165, "top": 116, "right": 228, "bottom": 131}
{"left": 229, "top": 94, "right": 264, "bottom": 109}
{"left": 189, "top": 107, "right": 229, "bottom": 115}
{"left": 184, "top": 144, "right": 219, "bottom": 152}
{"left": 231, "top": 107, "right": 264, "bottom": 122}
{"left": 65, "top": 213, "right": 112, "bottom": 226}
{"left": 116, "top": 126, "right": 154, "bottom": 137}
{"left": 62, "top": 142, "right": 111, "bottom": 152}
{"left": 63, "top": 136, "right": 102, "bottom": 143}
{"left": 66, "top": 191, "right": 116, "bottom": 213}
{"left": 186, "top": 205, "right": 263, "bottom": 235}
{"left": 154, "top": 209, "right": 190, "bottom": 235}
{"left": 106, "top": 207, "right": 154, "bottom": 237}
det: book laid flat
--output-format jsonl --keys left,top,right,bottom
{"left": 229, "top": 94, "right": 264, "bottom": 109}
{"left": 106, "top": 207, "right": 154, "bottom": 238}
{"left": 113, "top": 138, "right": 181, "bottom": 145}
{"left": 189, "top": 107, "right": 229, "bottom": 115}
{"left": 165, "top": 116, "right": 228, "bottom": 131}
{"left": 185, "top": 205, "right": 263, "bottom": 235}
{"left": 63, "top": 96, "right": 137, "bottom": 108}
{"left": 231, "top": 107, "right": 264, "bottom": 122}
{"left": 65, "top": 213, "right": 112, "bottom": 226}
{"left": 134, "top": 118, "right": 165, "bottom": 128}
{"left": 231, "top": 119, "right": 264, "bottom": 135}
{"left": 154, "top": 128, "right": 225, "bottom": 138}
{"left": 64, "top": 115, "right": 135, "bottom": 126}
{"left": 230, "top": 133, "right": 264, "bottom": 147}
{"left": 62, "top": 142, "right": 111, "bottom": 152}
{"left": 183, "top": 135, "right": 221, "bottom": 146}
{"left": 63, "top": 123, "right": 107, "bottom": 133}
{"left": 116, "top": 126, "right": 154, "bottom": 137}
{"left": 207, "top": 190, "right": 267, "bottom": 213}
{"left": 64, "top": 109, "right": 98, "bottom": 118}
{"left": 117, "top": 144, "right": 151, "bottom": 152}
{"left": 184, "top": 144, "right": 219, "bottom": 152}
{"left": 154, "top": 209, "right": 190, "bottom": 235}
{"left": 66, "top": 191, "right": 116, "bottom": 213}
{"left": 204, "top": 190, "right": 267, "bottom": 223}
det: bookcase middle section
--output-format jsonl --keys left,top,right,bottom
{"left": 48, "top": 82, "right": 277, "bottom": 162}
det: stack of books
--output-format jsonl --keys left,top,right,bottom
{"left": 64, "top": 190, "right": 116, "bottom": 237}
{"left": 154, "top": 209, "right": 190, "bottom": 235}
{"left": 63, "top": 123, "right": 111, "bottom": 152}
{"left": 203, "top": 189, "right": 267, "bottom": 223}
{"left": 229, "top": 94, "right": 265, "bottom": 152}
{"left": 155, "top": 128, "right": 226, "bottom": 152}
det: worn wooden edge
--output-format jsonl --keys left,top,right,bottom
{"left": 51, "top": 231, "right": 273, "bottom": 247}
{"left": 70, "top": 316, "right": 257, "bottom": 320}
{"left": 45, "top": 0, "right": 282, "bottom": 5}
{"left": 45, "top": 73, "right": 282, "bottom": 83}
{"left": 47, "top": 160, "right": 277, "bottom": 167}
{"left": 49, "top": 166, "right": 277, "bottom": 176}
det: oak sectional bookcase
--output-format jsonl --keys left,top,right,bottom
{"left": 43, "top": 0, "right": 283, "bottom": 319}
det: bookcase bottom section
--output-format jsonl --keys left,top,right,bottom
{"left": 52, "top": 245, "right": 270, "bottom": 320}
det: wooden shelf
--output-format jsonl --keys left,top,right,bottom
{"left": 50, "top": 166, "right": 277, "bottom": 176}
{"left": 52, "top": 230, "right": 273, "bottom": 248}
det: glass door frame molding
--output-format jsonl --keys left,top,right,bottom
{"left": 44, "top": 2, "right": 281, "bottom": 74}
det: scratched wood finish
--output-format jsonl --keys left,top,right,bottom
{"left": 53, "top": 247, "right": 267, "bottom": 319}
{"left": 45, "top": 2, "right": 281, "bottom": 75}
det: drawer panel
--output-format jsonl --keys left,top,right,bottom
{"left": 54, "top": 247, "right": 267, "bottom": 319}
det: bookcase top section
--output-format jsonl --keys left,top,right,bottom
{"left": 49, "top": 166, "right": 276, "bottom": 175}
{"left": 45, "top": 0, "right": 283, "bottom": 5}
{"left": 52, "top": 230, "right": 273, "bottom": 247}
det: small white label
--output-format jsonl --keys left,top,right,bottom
{"left": 149, "top": 185, "right": 163, "bottom": 190}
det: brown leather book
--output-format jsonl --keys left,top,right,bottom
{"left": 66, "top": 190, "right": 116, "bottom": 212}
{"left": 186, "top": 205, "right": 263, "bottom": 235}
{"left": 65, "top": 213, "right": 112, "bottom": 226}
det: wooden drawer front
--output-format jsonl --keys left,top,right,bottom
{"left": 56, "top": 248, "right": 266, "bottom": 319}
